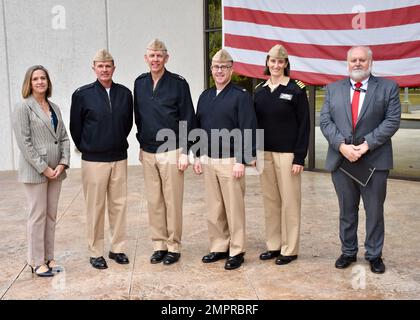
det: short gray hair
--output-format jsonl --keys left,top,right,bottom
{"left": 347, "top": 46, "right": 372, "bottom": 61}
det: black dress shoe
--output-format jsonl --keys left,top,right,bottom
{"left": 259, "top": 250, "right": 280, "bottom": 260}
{"left": 109, "top": 252, "right": 129, "bottom": 264}
{"left": 335, "top": 254, "right": 357, "bottom": 269}
{"left": 369, "top": 257, "right": 385, "bottom": 274}
{"left": 90, "top": 256, "right": 108, "bottom": 269}
{"left": 150, "top": 250, "right": 168, "bottom": 264}
{"left": 275, "top": 254, "right": 298, "bottom": 265}
{"left": 163, "top": 252, "right": 180, "bottom": 265}
{"left": 224, "top": 253, "right": 244, "bottom": 270}
{"left": 202, "top": 251, "right": 229, "bottom": 263}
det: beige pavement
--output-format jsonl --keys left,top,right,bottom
{"left": 0, "top": 167, "right": 419, "bottom": 300}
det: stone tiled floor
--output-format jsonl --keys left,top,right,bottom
{"left": 0, "top": 167, "right": 419, "bottom": 300}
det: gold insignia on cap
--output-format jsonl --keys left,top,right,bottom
{"left": 147, "top": 38, "right": 167, "bottom": 52}
{"left": 268, "top": 44, "right": 288, "bottom": 59}
{"left": 93, "top": 49, "right": 114, "bottom": 62}
{"left": 295, "top": 80, "right": 306, "bottom": 89}
{"left": 212, "top": 49, "right": 233, "bottom": 63}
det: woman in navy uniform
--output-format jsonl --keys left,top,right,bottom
{"left": 254, "top": 44, "right": 310, "bottom": 265}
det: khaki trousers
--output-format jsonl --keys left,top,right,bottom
{"left": 24, "top": 180, "right": 62, "bottom": 266}
{"left": 203, "top": 157, "right": 246, "bottom": 257}
{"left": 142, "top": 149, "right": 184, "bottom": 253}
{"left": 260, "top": 152, "right": 301, "bottom": 256}
{"left": 82, "top": 159, "right": 127, "bottom": 257}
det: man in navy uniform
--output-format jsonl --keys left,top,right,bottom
{"left": 134, "top": 39, "right": 196, "bottom": 265}
{"left": 193, "top": 49, "right": 257, "bottom": 270}
{"left": 70, "top": 49, "right": 133, "bottom": 269}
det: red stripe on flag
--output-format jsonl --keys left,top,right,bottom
{"left": 225, "top": 34, "right": 420, "bottom": 61}
{"left": 224, "top": 5, "right": 420, "bottom": 30}
{"left": 233, "top": 62, "right": 420, "bottom": 87}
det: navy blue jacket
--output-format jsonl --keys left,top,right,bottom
{"left": 254, "top": 79, "right": 310, "bottom": 166}
{"left": 195, "top": 82, "right": 257, "bottom": 164}
{"left": 133, "top": 69, "right": 196, "bottom": 154}
{"left": 70, "top": 80, "right": 133, "bottom": 162}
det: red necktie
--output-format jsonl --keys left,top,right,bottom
{"left": 351, "top": 82, "right": 362, "bottom": 129}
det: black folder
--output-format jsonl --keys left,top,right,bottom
{"left": 339, "top": 157, "right": 376, "bottom": 187}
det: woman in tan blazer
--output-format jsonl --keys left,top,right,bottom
{"left": 13, "top": 65, "right": 70, "bottom": 277}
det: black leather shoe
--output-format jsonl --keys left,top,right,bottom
{"left": 369, "top": 257, "right": 385, "bottom": 274}
{"left": 163, "top": 252, "right": 180, "bottom": 265}
{"left": 202, "top": 251, "right": 229, "bottom": 263}
{"left": 109, "top": 252, "right": 129, "bottom": 264}
{"left": 259, "top": 250, "right": 280, "bottom": 260}
{"left": 275, "top": 254, "right": 298, "bottom": 265}
{"left": 90, "top": 256, "right": 108, "bottom": 269}
{"left": 335, "top": 254, "right": 357, "bottom": 269}
{"left": 224, "top": 253, "right": 244, "bottom": 270}
{"left": 150, "top": 250, "right": 168, "bottom": 264}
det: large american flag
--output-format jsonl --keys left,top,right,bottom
{"left": 222, "top": 0, "right": 420, "bottom": 86}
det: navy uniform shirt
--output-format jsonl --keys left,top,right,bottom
{"left": 70, "top": 80, "right": 133, "bottom": 162}
{"left": 133, "top": 69, "right": 196, "bottom": 153}
{"left": 195, "top": 82, "right": 257, "bottom": 164}
{"left": 254, "top": 79, "right": 310, "bottom": 165}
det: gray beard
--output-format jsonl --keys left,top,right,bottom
{"left": 349, "top": 68, "right": 371, "bottom": 82}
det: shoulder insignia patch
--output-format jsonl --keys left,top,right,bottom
{"left": 169, "top": 72, "right": 185, "bottom": 81}
{"left": 137, "top": 73, "right": 148, "bottom": 79}
{"left": 76, "top": 83, "right": 94, "bottom": 92}
{"left": 295, "top": 80, "right": 306, "bottom": 89}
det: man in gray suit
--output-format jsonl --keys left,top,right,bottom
{"left": 320, "top": 46, "right": 401, "bottom": 274}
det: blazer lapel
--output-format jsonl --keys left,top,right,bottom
{"left": 357, "top": 76, "right": 377, "bottom": 125}
{"left": 341, "top": 79, "right": 352, "bottom": 127}
{"left": 49, "top": 101, "right": 61, "bottom": 137}
{"left": 27, "top": 96, "right": 57, "bottom": 138}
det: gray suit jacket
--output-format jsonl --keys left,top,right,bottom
{"left": 13, "top": 95, "right": 70, "bottom": 183}
{"left": 320, "top": 75, "right": 401, "bottom": 172}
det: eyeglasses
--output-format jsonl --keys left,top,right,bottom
{"left": 210, "top": 65, "right": 232, "bottom": 71}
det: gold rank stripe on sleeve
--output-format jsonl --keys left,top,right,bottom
{"left": 254, "top": 81, "right": 264, "bottom": 90}
{"left": 295, "top": 80, "right": 306, "bottom": 89}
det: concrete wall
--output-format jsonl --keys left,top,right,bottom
{"left": 0, "top": 0, "right": 13, "bottom": 171}
{"left": 1, "top": 0, "right": 204, "bottom": 170}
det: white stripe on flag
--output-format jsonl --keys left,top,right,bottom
{"left": 224, "top": 20, "right": 420, "bottom": 46}
{"left": 223, "top": 0, "right": 420, "bottom": 14}
{"left": 226, "top": 47, "right": 420, "bottom": 77}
